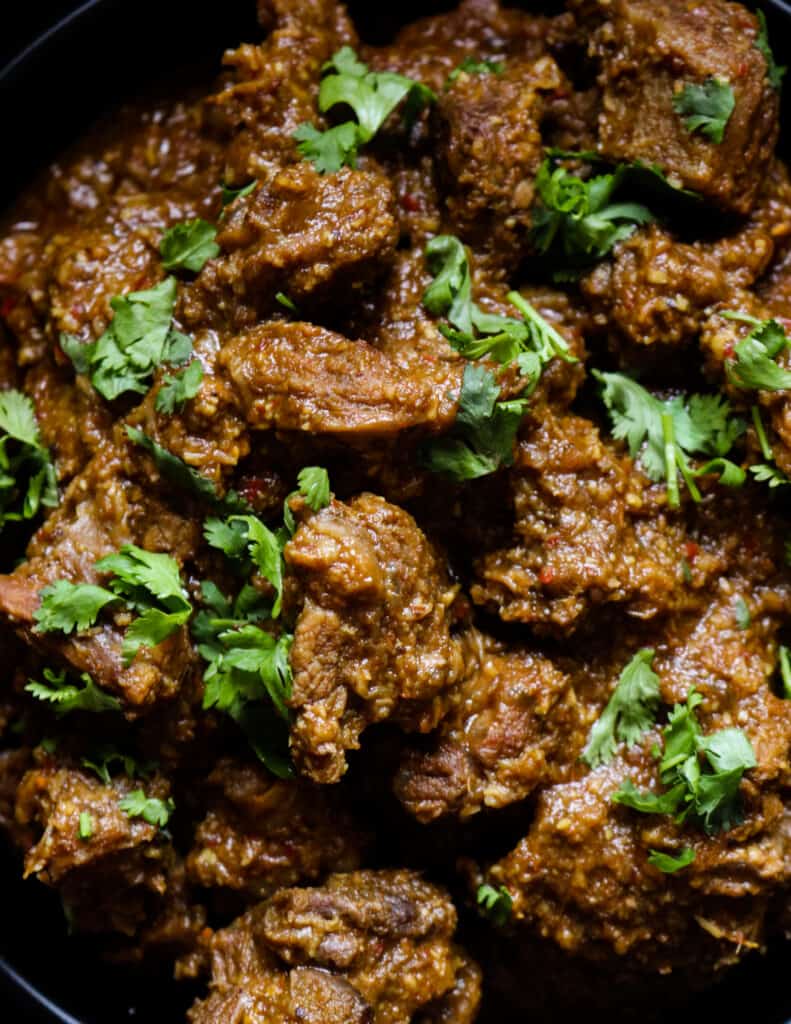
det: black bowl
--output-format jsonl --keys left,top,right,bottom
{"left": 2, "top": 1, "right": 791, "bottom": 1021}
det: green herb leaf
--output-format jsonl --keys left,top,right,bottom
{"left": 25, "top": 668, "right": 121, "bottom": 716}
{"left": 34, "top": 580, "right": 119, "bottom": 634}
{"left": 81, "top": 747, "right": 153, "bottom": 786}
{"left": 446, "top": 56, "right": 504, "bottom": 87}
{"left": 647, "top": 847, "right": 696, "bottom": 873}
{"left": 78, "top": 812, "right": 94, "bottom": 841}
{"left": 582, "top": 648, "right": 662, "bottom": 768}
{"left": 221, "top": 180, "right": 257, "bottom": 207}
{"left": 722, "top": 312, "right": 791, "bottom": 392}
{"left": 0, "top": 390, "right": 58, "bottom": 531}
{"left": 118, "top": 790, "right": 174, "bottom": 828}
{"left": 423, "top": 365, "right": 527, "bottom": 481}
{"left": 155, "top": 360, "right": 204, "bottom": 415}
{"left": 62, "top": 278, "right": 193, "bottom": 402}
{"left": 160, "top": 219, "right": 219, "bottom": 273}
{"left": 275, "top": 291, "right": 300, "bottom": 315}
{"left": 296, "top": 466, "right": 331, "bottom": 513}
{"left": 734, "top": 596, "right": 751, "bottom": 630}
{"left": 779, "top": 645, "right": 791, "bottom": 699}
{"left": 755, "top": 11, "right": 786, "bottom": 91}
{"left": 750, "top": 462, "right": 790, "bottom": 488}
{"left": 206, "top": 515, "right": 284, "bottom": 618}
{"left": 594, "top": 370, "right": 745, "bottom": 507}
{"left": 295, "top": 47, "right": 435, "bottom": 173}
{"left": 673, "top": 78, "right": 735, "bottom": 144}
{"left": 477, "top": 884, "right": 513, "bottom": 927}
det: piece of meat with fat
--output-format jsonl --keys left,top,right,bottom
{"left": 187, "top": 870, "right": 481, "bottom": 1024}
{"left": 283, "top": 493, "right": 464, "bottom": 783}
{"left": 394, "top": 628, "right": 581, "bottom": 822}
{"left": 186, "top": 757, "right": 366, "bottom": 899}
{"left": 219, "top": 321, "right": 461, "bottom": 439}
{"left": 0, "top": 438, "right": 200, "bottom": 710}
{"left": 185, "top": 163, "right": 399, "bottom": 332}
{"left": 435, "top": 56, "right": 566, "bottom": 264}
{"left": 585, "top": 0, "right": 779, "bottom": 214}
{"left": 470, "top": 410, "right": 688, "bottom": 632}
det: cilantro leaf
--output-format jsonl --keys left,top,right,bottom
{"left": 423, "top": 365, "right": 527, "bottom": 481}
{"left": 160, "top": 219, "right": 219, "bottom": 273}
{"left": 125, "top": 427, "right": 248, "bottom": 513}
{"left": 118, "top": 790, "right": 174, "bottom": 828}
{"left": 0, "top": 389, "right": 58, "bottom": 531}
{"left": 582, "top": 648, "right": 661, "bottom": 767}
{"left": 446, "top": 57, "right": 504, "bottom": 87}
{"left": 34, "top": 580, "right": 119, "bottom": 634}
{"left": 81, "top": 747, "right": 153, "bottom": 786}
{"left": 755, "top": 11, "right": 786, "bottom": 92}
{"left": 155, "top": 360, "right": 204, "bottom": 415}
{"left": 295, "top": 47, "right": 435, "bottom": 173}
{"left": 221, "top": 180, "right": 257, "bottom": 207}
{"left": 750, "top": 462, "right": 790, "bottom": 488}
{"left": 594, "top": 370, "right": 746, "bottom": 507}
{"left": 734, "top": 596, "right": 751, "bottom": 630}
{"left": 673, "top": 78, "right": 735, "bottom": 144}
{"left": 722, "top": 312, "right": 791, "bottom": 391}
{"left": 25, "top": 668, "right": 122, "bottom": 716}
{"left": 206, "top": 515, "right": 284, "bottom": 618}
{"left": 62, "top": 278, "right": 193, "bottom": 402}
{"left": 78, "top": 812, "right": 93, "bottom": 841}
{"left": 530, "top": 156, "right": 654, "bottom": 279}
{"left": 647, "top": 848, "right": 696, "bottom": 873}
{"left": 779, "top": 645, "right": 791, "bottom": 699}
{"left": 297, "top": 466, "right": 331, "bottom": 513}
{"left": 476, "top": 884, "right": 513, "bottom": 927}
{"left": 614, "top": 688, "right": 756, "bottom": 836}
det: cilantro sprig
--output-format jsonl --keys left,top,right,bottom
{"left": 155, "top": 360, "right": 204, "bottom": 415}
{"left": 582, "top": 649, "right": 662, "bottom": 768}
{"left": 673, "top": 78, "right": 735, "bottom": 144}
{"left": 446, "top": 57, "right": 504, "bottom": 88}
{"left": 295, "top": 46, "right": 435, "bottom": 174}
{"left": 0, "top": 389, "right": 58, "bottom": 532}
{"left": 423, "top": 235, "right": 576, "bottom": 386}
{"left": 422, "top": 365, "right": 528, "bottom": 482}
{"left": 647, "top": 847, "right": 696, "bottom": 873}
{"left": 34, "top": 545, "right": 192, "bottom": 667}
{"left": 722, "top": 312, "right": 791, "bottom": 392}
{"left": 477, "top": 884, "right": 513, "bottom": 927}
{"left": 283, "top": 466, "right": 332, "bottom": 535}
{"left": 755, "top": 11, "right": 786, "bottom": 91}
{"left": 119, "top": 790, "right": 174, "bottom": 828}
{"left": 25, "top": 667, "right": 122, "bottom": 716}
{"left": 531, "top": 155, "right": 654, "bottom": 280}
{"left": 614, "top": 688, "right": 757, "bottom": 835}
{"left": 61, "top": 278, "right": 193, "bottom": 402}
{"left": 594, "top": 370, "right": 746, "bottom": 508}
{"left": 160, "top": 219, "right": 219, "bottom": 273}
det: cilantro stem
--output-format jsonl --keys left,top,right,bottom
{"left": 779, "top": 645, "right": 791, "bottom": 699}
{"left": 675, "top": 450, "right": 701, "bottom": 503}
{"left": 661, "top": 412, "right": 680, "bottom": 509}
{"left": 751, "top": 405, "right": 773, "bottom": 461}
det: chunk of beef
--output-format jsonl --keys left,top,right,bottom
{"left": 188, "top": 870, "right": 480, "bottom": 1024}
{"left": 471, "top": 410, "right": 687, "bottom": 632}
{"left": 394, "top": 629, "right": 580, "bottom": 822}
{"left": 435, "top": 57, "right": 565, "bottom": 263}
{"left": 186, "top": 757, "right": 365, "bottom": 899}
{"left": 588, "top": 0, "right": 779, "bottom": 214}
{"left": 187, "top": 164, "right": 399, "bottom": 332}
{"left": 284, "top": 494, "right": 464, "bottom": 782}
{"left": 202, "top": 0, "right": 356, "bottom": 181}
{"left": 0, "top": 438, "right": 200, "bottom": 710}
{"left": 484, "top": 577, "right": 791, "bottom": 979}
{"left": 219, "top": 322, "right": 461, "bottom": 440}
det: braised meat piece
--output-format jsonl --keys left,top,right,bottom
{"left": 435, "top": 57, "right": 565, "bottom": 263}
{"left": 587, "top": 0, "right": 779, "bottom": 214}
{"left": 189, "top": 164, "right": 399, "bottom": 331}
{"left": 471, "top": 410, "right": 686, "bottom": 632}
{"left": 186, "top": 757, "right": 366, "bottom": 898}
{"left": 219, "top": 322, "right": 460, "bottom": 439}
{"left": 284, "top": 494, "right": 464, "bottom": 782}
{"left": 394, "top": 629, "right": 579, "bottom": 822}
{"left": 188, "top": 870, "right": 481, "bottom": 1024}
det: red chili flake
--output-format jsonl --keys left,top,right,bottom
{"left": 545, "top": 534, "right": 561, "bottom": 548}
{"left": 239, "top": 476, "right": 268, "bottom": 504}
{"left": 0, "top": 295, "right": 17, "bottom": 319}
{"left": 401, "top": 193, "right": 421, "bottom": 213}
{"left": 736, "top": 61, "right": 748, "bottom": 78}
{"left": 723, "top": 343, "right": 735, "bottom": 360}
{"left": 684, "top": 541, "right": 699, "bottom": 562}
{"left": 539, "top": 566, "right": 555, "bottom": 585}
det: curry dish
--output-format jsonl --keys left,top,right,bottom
{"left": 1, "top": 0, "right": 790, "bottom": 1020}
